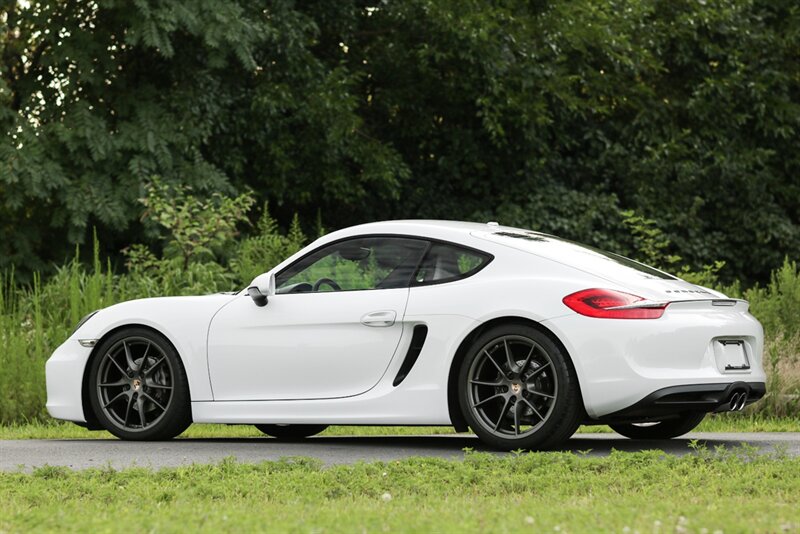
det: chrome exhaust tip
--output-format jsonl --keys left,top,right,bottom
{"left": 736, "top": 392, "right": 748, "bottom": 411}
{"left": 728, "top": 392, "right": 742, "bottom": 412}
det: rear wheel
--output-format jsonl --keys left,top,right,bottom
{"left": 458, "top": 323, "right": 583, "bottom": 451}
{"left": 255, "top": 424, "right": 328, "bottom": 440}
{"left": 88, "top": 327, "right": 191, "bottom": 440}
{"left": 609, "top": 413, "right": 705, "bottom": 439}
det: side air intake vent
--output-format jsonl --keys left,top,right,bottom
{"left": 393, "top": 325, "right": 429, "bottom": 386}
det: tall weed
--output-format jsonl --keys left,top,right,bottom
{"left": 752, "top": 333, "right": 800, "bottom": 417}
{"left": 0, "top": 244, "right": 115, "bottom": 423}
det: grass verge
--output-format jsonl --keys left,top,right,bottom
{"left": 1, "top": 448, "right": 799, "bottom": 533}
{"left": 1, "top": 414, "right": 798, "bottom": 440}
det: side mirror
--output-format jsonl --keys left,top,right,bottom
{"left": 247, "top": 286, "right": 268, "bottom": 307}
{"left": 246, "top": 273, "right": 275, "bottom": 307}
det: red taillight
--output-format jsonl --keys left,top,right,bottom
{"left": 562, "top": 289, "right": 667, "bottom": 319}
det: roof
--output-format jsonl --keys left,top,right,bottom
{"left": 328, "top": 219, "right": 514, "bottom": 239}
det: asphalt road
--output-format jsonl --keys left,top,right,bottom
{"left": 1, "top": 432, "right": 798, "bottom": 472}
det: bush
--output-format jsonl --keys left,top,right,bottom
{"left": 728, "top": 259, "right": 800, "bottom": 339}
{"left": 229, "top": 207, "right": 311, "bottom": 286}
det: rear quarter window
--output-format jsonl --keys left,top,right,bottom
{"left": 414, "top": 243, "right": 491, "bottom": 285}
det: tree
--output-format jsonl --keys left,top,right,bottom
{"left": 0, "top": 0, "right": 405, "bottom": 274}
{"left": 1, "top": 1, "right": 798, "bottom": 284}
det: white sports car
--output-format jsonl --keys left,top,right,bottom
{"left": 46, "top": 220, "right": 766, "bottom": 450}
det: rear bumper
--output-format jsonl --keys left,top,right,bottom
{"left": 591, "top": 381, "right": 766, "bottom": 423}
{"left": 543, "top": 299, "right": 766, "bottom": 418}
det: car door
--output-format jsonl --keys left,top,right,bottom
{"left": 207, "top": 236, "right": 430, "bottom": 401}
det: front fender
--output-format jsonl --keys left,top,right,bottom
{"left": 69, "top": 294, "right": 238, "bottom": 402}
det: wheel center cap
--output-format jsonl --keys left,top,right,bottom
{"left": 132, "top": 378, "right": 141, "bottom": 391}
{"left": 511, "top": 383, "right": 522, "bottom": 395}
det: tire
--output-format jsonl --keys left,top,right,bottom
{"left": 88, "top": 327, "right": 192, "bottom": 440}
{"left": 609, "top": 412, "right": 706, "bottom": 439}
{"left": 255, "top": 424, "right": 329, "bottom": 440}
{"left": 458, "top": 323, "right": 583, "bottom": 451}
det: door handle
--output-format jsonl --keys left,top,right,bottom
{"left": 361, "top": 310, "right": 397, "bottom": 327}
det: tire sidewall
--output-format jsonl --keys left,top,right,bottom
{"left": 88, "top": 327, "right": 191, "bottom": 441}
{"left": 458, "top": 323, "right": 581, "bottom": 450}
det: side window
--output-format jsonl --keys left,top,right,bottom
{"left": 276, "top": 237, "right": 429, "bottom": 293}
{"left": 414, "top": 243, "right": 490, "bottom": 284}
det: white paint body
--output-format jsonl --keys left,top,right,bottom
{"left": 46, "top": 220, "right": 766, "bottom": 426}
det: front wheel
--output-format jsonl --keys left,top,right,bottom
{"left": 255, "top": 424, "right": 328, "bottom": 440}
{"left": 458, "top": 323, "right": 583, "bottom": 451}
{"left": 88, "top": 327, "right": 192, "bottom": 440}
{"left": 609, "top": 412, "right": 706, "bottom": 439}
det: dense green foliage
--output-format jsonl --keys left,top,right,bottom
{"left": 1, "top": 0, "right": 798, "bottom": 283}
{"left": 3, "top": 450, "right": 800, "bottom": 532}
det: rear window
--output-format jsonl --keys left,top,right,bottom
{"left": 482, "top": 230, "right": 677, "bottom": 280}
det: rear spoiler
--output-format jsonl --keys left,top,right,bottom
{"left": 608, "top": 298, "right": 747, "bottom": 311}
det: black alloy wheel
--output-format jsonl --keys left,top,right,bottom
{"left": 458, "top": 323, "right": 583, "bottom": 451}
{"left": 88, "top": 328, "right": 191, "bottom": 440}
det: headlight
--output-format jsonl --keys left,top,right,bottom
{"left": 72, "top": 310, "right": 99, "bottom": 336}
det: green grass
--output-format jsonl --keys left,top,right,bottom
{"left": 694, "top": 414, "right": 800, "bottom": 433}
{"left": 0, "top": 422, "right": 457, "bottom": 440}
{"left": 2, "top": 448, "right": 799, "bottom": 533}
{"left": 1, "top": 414, "right": 797, "bottom": 441}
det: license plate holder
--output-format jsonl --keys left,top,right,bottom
{"left": 718, "top": 340, "right": 750, "bottom": 371}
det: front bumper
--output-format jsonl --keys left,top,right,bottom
{"left": 45, "top": 338, "right": 94, "bottom": 423}
{"left": 591, "top": 381, "right": 766, "bottom": 424}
